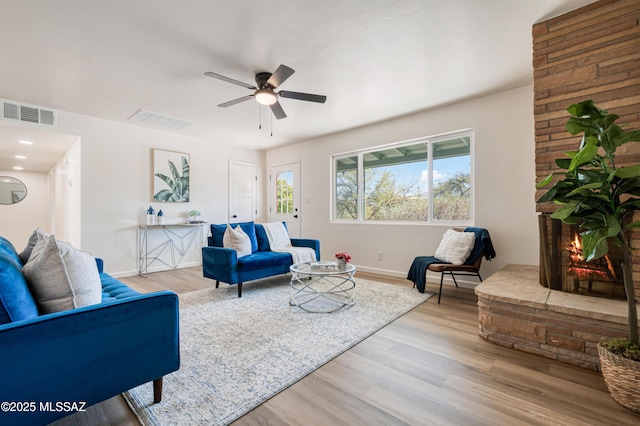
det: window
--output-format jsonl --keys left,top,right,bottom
{"left": 333, "top": 130, "right": 472, "bottom": 223}
{"left": 275, "top": 170, "right": 294, "bottom": 214}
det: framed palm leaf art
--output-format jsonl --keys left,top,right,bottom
{"left": 152, "top": 149, "right": 190, "bottom": 202}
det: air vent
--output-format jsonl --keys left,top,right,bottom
{"left": 20, "top": 105, "right": 39, "bottom": 123}
{"left": 1, "top": 99, "right": 57, "bottom": 127}
{"left": 3, "top": 102, "right": 18, "bottom": 120}
{"left": 129, "top": 109, "right": 191, "bottom": 130}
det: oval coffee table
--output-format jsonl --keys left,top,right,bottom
{"left": 289, "top": 261, "right": 356, "bottom": 313}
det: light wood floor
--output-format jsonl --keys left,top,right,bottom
{"left": 52, "top": 268, "right": 640, "bottom": 425}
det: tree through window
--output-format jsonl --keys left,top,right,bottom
{"left": 333, "top": 130, "right": 472, "bottom": 223}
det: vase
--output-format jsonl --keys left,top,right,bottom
{"left": 338, "top": 259, "right": 347, "bottom": 270}
{"left": 598, "top": 342, "right": 640, "bottom": 413}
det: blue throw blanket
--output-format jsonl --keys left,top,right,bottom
{"left": 406, "top": 227, "right": 496, "bottom": 293}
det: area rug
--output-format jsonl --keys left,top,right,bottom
{"left": 124, "top": 275, "right": 433, "bottom": 425}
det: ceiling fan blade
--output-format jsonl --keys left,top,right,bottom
{"left": 205, "top": 72, "right": 256, "bottom": 90}
{"left": 266, "top": 65, "right": 295, "bottom": 88}
{"left": 279, "top": 90, "right": 327, "bottom": 104}
{"left": 270, "top": 101, "right": 287, "bottom": 119}
{"left": 218, "top": 95, "right": 254, "bottom": 108}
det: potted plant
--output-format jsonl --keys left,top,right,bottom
{"left": 187, "top": 210, "right": 201, "bottom": 223}
{"left": 334, "top": 251, "right": 351, "bottom": 269}
{"left": 536, "top": 100, "right": 640, "bottom": 412}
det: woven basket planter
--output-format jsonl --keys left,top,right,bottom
{"left": 598, "top": 342, "right": 640, "bottom": 413}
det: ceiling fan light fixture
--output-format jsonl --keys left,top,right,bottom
{"left": 254, "top": 88, "right": 277, "bottom": 106}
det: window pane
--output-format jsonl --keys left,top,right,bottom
{"left": 335, "top": 156, "right": 358, "bottom": 220}
{"left": 363, "top": 142, "right": 428, "bottom": 221}
{"left": 275, "top": 171, "right": 293, "bottom": 214}
{"left": 432, "top": 137, "right": 471, "bottom": 220}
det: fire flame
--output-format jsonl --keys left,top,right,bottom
{"left": 567, "top": 232, "right": 617, "bottom": 280}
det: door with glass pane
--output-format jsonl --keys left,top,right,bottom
{"left": 269, "top": 162, "right": 300, "bottom": 237}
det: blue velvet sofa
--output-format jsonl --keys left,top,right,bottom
{"left": 0, "top": 236, "right": 180, "bottom": 425}
{"left": 202, "top": 222, "right": 320, "bottom": 297}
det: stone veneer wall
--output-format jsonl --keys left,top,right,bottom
{"left": 532, "top": 0, "right": 640, "bottom": 298}
{"left": 476, "top": 265, "right": 640, "bottom": 371}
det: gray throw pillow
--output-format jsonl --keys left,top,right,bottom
{"left": 19, "top": 228, "right": 48, "bottom": 264}
{"left": 22, "top": 235, "right": 102, "bottom": 314}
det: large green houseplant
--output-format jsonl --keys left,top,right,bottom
{"left": 536, "top": 100, "right": 640, "bottom": 411}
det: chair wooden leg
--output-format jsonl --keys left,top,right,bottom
{"left": 153, "top": 377, "right": 163, "bottom": 404}
{"left": 238, "top": 282, "right": 242, "bottom": 298}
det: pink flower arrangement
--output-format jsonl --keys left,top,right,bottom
{"left": 334, "top": 251, "right": 351, "bottom": 263}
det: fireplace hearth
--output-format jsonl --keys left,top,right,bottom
{"left": 539, "top": 214, "right": 625, "bottom": 300}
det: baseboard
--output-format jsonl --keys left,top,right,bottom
{"left": 354, "top": 264, "right": 479, "bottom": 289}
{"left": 111, "top": 261, "right": 202, "bottom": 278}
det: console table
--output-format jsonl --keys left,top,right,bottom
{"left": 138, "top": 223, "right": 208, "bottom": 276}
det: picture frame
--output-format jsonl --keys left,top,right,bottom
{"left": 152, "top": 149, "right": 190, "bottom": 202}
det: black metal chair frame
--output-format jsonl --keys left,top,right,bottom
{"left": 431, "top": 264, "right": 483, "bottom": 304}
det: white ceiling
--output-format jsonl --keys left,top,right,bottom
{"left": 0, "top": 0, "right": 597, "bottom": 172}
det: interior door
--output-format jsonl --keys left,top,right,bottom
{"left": 229, "top": 160, "right": 258, "bottom": 223}
{"left": 269, "top": 162, "right": 300, "bottom": 237}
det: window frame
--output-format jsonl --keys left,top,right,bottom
{"left": 331, "top": 129, "right": 474, "bottom": 226}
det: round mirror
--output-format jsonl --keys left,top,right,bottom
{"left": 0, "top": 176, "right": 27, "bottom": 205}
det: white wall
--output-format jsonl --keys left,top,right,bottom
{"left": 51, "top": 110, "right": 266, "bottom": 277}
{"left": 50, "top": 137, "right": 82, "bottom": 246}
{"left": 266, "top": 85, "right": 538, "bottom": 285}
{"left": 0, "top": 170, "right": 49, "bottom": 249}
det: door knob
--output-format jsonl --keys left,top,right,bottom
{"left": 293, "top": 215, "right": 298, "bottom": 219}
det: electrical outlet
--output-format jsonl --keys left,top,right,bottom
{"left": 377, "top": 250, "right": 383, "bottom": 260}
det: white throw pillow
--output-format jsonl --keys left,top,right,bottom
{"left": 434, "top": 230, "right": 476, "bottom": 264}
{"left": 22, "top": 234, "right": 102, "bottom": 314}
{"left": 223, "top": 224, "right": 252, "bottom": 258}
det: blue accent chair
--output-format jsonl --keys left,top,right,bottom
{"left": 202, "top": 222, "right": 320, "bottom": 297}
{"left": 0, "top": 236, "right": 180, "bottom": 425}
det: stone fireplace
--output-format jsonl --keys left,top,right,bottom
{"left": 476, "top": 0, "right": 640, "bottom": 371}
{"left": 532, "top": 0, "right": 640, "bottom": 300}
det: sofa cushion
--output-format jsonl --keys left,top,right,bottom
{"left": 211, "top": 222, "right": 258, "bottom": 252}
{"left": 223, "top": 224, "right": 252, "bottom": 258}
{"left": 0, "top": 236, "right": 23, "bottom": 267}
{"left": 255, "top": 224, "right": 270, "bottom": 252}
{"left": 19, "top": 228, "right": 48, "bottom": 264}
{"left": 0, "top": 252, "right": 39, "bottom": 324}
{"left": 22, "top": 235, "right": 102, "bottom": 314}
{"left": 434, "top": 229, "right": 476, "bottom": 265}
{"left": 255, "top": 222, "right": 288, "bottom": 252}
{"left": 100, "top": 273, "right": 141, "bottom": 302}
{"left": 237, "top": 251, "right": 292, "bottom": 271}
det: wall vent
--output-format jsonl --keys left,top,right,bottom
{"left": 1, "top": 99, "right": 57, "bottom": 127}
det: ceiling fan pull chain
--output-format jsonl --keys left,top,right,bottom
{"left": 258, "top": 106, "right": 262, "bottom": 130}
{"left": 271, "top": 112, "right": 273, "bottom": 137}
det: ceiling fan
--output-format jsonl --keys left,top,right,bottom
{"left": 204, "top": 64, "right": 326, "bottom": 119}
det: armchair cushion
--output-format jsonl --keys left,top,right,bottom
{"left": 22, "top": 235, "right": 102, "bottom": 314}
